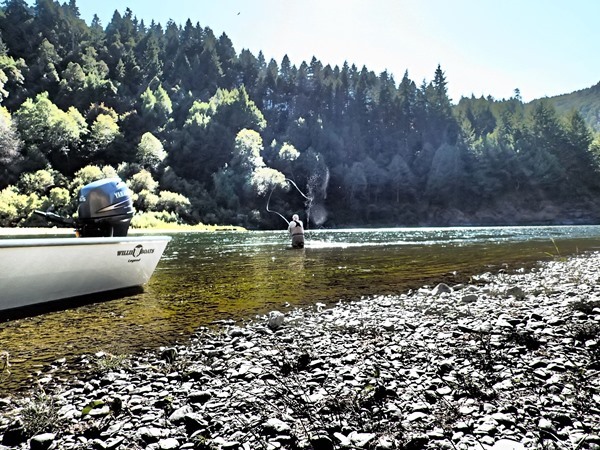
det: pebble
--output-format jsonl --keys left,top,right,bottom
{"left": 1, "top": 254, "right": 600, "bottom": 449}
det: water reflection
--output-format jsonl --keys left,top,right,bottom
{"left": 2, "top": 225, "right": 600, "bottom": 393}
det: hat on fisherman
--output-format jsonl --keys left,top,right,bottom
{"left": 292, "top": 214, "right": 299, "bottom": 221}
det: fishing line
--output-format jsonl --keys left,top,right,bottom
{"left": 284, "top": 177, "right": 314, "bottom": 229}
{"left": 266, "top": 177, "right": 315, "bottom": 246}
{"left": 266, "top": 187, "right": 289, "bottom": 225}
{"left": 284, "top": 178, "right": 312, "bottom": 201}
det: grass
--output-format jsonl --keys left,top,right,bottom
{"left": 20, "top": 389, "right": 61, "bottom": 437}
{"left": 91, "top": 352, "right": 130, "bottom": 374}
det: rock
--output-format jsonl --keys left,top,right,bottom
{"left": 491, "top": 412, "right": 515, "bottom": 426}
{"left": 262, "top": 417, "right": 292, "bottom": 435}
{"left": 3, "top": 252, "right": 600, "bottom": 450}
{"left": 158, "top": 438, "right": 179, "bottom": 450}
{"left": 160, "top": 347, "right": 178, "bottom": 363}
{"left": 538, "top": 418, "right": 554, "bottom": 431}
{"left": 138, "top": 427, "right": 168, "bottom": 443}
{"left": 103, "top": 437, "right": 126, "bottom": 449}
{"left": 495, "top": 317, "right": 514, "bottom": 328}
{"left": 475, "top": 421, "right": 497, "bottom": 435}
{"left": 349, "top": 432, "right": 376, "bottom": 447}
{"left": 406, "top": 411, "right": 428, "bottom": 422}
{"left": 309, "top": 432, "right": 334, "bottom": 450}
{"left": 381, "top": 320, "right": 395, "bottom": 331}
{"left": 183, "top": 412, "right": 208, "bottom": 435}
{"left": 267, "top": 311, "right": 285, "bottom": 330}
{"left": 432, "top": 283, "right": 452, "bottom": 295}
{"left": 404, "top": 435, "right": 429, "bottom": 448}
{"left": 168, "top": 405, "right": 193, "bottom": 424}
{"left": 491, "top": 438, "right": 526, "bottom": 450}
{"left": 228, "top": 327, "right": 247, "bottom": 337}
{"left": 188, "top": 390, "right": 212, "bottom": 404}
{"left": 1, "top": 420, "right": 26, "bottom": 446}
{"left": 375, "top": 435, "right": 395, "bottom": 449}
{"left": 461, "top": 294, "right": 479, "bottom": 304}
{"left": 210, "top": 436, "right": 240, "bottom": 449}
{"left": 506, "top": 286, "right": 525, "bottom": 300}
{"left": 333, "top": 432, "right": 351, "bottom": 447}
{"left": 29, "top": 433, "right": 55, "bottom": 450}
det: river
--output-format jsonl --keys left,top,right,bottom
{"left": 2, "top": 225, "right": 600, "bottom": 394}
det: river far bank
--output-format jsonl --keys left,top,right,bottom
{"left": 1, "top": 253, "right": 600, "bottom": 450}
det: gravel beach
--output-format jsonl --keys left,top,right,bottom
{"left": 1, "top": 253, "right": 599, "bottom": 450}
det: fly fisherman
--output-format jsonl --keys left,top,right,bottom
{"left": 288, "top": 214, "right": 305, "bottom": 248}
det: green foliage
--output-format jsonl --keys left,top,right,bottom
{"left": 88, "top": 112, "right": 120, "bottom": 155}
{"left": 232, "top": 128, "right": 264, "bottom": 170}
{"left": 1, "top": 2, "right": 599, "bottom": 228}
{"left": 81, "top": 399, "right": 105, "bottom": 416}
{"left": 0, "top": 53, "right": 25, "bottom": 103}
{"left": 48, "top": 186, "right": 70, "bottom": 212}
{"left": 91, "top": 351, "right": 130, "bottom": 374}
{"left": 141, "top": 82, "right": 172, "bottom": 127}
{"left": 156, "top": 190, "right": 190, "bottom": 215}
{"left": 128, "top": 168, "right": 158, "bottom": 193}
{"left": 17, "top": 169, "right": 56, "bottom": 195}
{"left": 134, "top": 188, "right": 159, "bottom": 211}
{"left": 249, "top": 166, "right": 287, "bottom": 196}
{"left": 0, "top": 185, "right": 40, "bottom": 226}
{"left": 538, "top": 81, "right": 600, "bottom": 132}
{"left": 70, "top": 164, "right": 104, "bottom": 192}
{"left": 278, "top": 142, "right": 300, "bottom": 162}
{"left": 131, "top": 210, "right": 178, "bottom": 228}
{"left": 136, "top": 131, "right": 166, "bottom": 168}
{"left": 0, "top": 106, "right": 23, "bottom": 187}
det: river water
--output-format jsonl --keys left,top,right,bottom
{"left": 2, "top": 225, "right": 600, "bottom": 394}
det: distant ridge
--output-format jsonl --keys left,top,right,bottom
{"left": 530, "top": 81, "right": 600, "bottom": 131}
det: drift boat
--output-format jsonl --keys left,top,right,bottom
{"left": 0, "top": 178, "right": 171, "bottom": 313}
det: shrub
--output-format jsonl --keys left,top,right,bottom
{"left": 0, "top": 186, "right": 40, "bottom": 226}
{"left": 130, "top": 210, "right": 178, "bottom": 228}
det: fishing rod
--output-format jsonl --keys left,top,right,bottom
{"left": 285, "top": 177, "right": 313, "bottom": 230}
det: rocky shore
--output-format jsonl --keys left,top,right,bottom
{"left": 1, "top": 253, "right": 599, "bottom": 450}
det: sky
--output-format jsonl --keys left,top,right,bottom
{"left": 30, "top": 0, "right": 600, "bottom": 103}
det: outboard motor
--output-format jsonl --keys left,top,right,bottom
{"left": 76, "top": 178, "right": 134, "bottom": 237}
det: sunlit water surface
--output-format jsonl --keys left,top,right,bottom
{"left": 2, "top": 225, "right": 600, "bottom": 393}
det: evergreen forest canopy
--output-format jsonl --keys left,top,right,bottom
{"left": 1, "top": 0, "right": 600, "bottom": 230}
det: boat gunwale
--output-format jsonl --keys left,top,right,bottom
{"left": 0, "top": 235, "right": 172, "bottom": 249}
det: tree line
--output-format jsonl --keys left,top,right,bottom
{"left": 1, "top": 0, "right": 599, "bottom": 229}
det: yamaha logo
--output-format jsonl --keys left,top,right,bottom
{"left": 117, "top": 245, "right": 155, "bottom": 259}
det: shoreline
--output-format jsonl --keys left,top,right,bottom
{"left": 1, "top": 254, "right": 599, "bottom": 449}
{"left": 0, "top": 226, "right": 246, "bottom": 236}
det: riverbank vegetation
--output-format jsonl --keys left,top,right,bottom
{"left": 1, "top": 1, "right": 600, "bottom": 230}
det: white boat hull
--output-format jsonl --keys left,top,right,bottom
{"left": 0, "top": 235, "right": 171, "bottom": 312}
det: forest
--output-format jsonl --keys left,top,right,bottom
{"left": 1, "top": 0, "right": 600, "bottom": 230}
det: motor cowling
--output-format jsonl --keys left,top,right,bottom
{"left": 76, "top": 178, "right": 134, "bottom": 237}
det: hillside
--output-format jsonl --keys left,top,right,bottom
{"left": 1, "top": 0, "right": 600, "bottom": 230}
{"left": 531, "top": 82, "right": 600, "bottom": 132}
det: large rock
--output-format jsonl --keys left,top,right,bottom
{"left": 267, "top": 311, "right": 285, "bottom": 330}
{"left": 1, "top": 419, "right": 25, "bottom": 446}
{"left": 432, "top": 283, "right": 452, "bottom": 295}
{"left": 29, "top": 433, "right": 55, "bottom": 450}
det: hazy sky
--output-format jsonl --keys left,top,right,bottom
{"left": 30, "top": 0, "right": 600, "bottom": 102}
